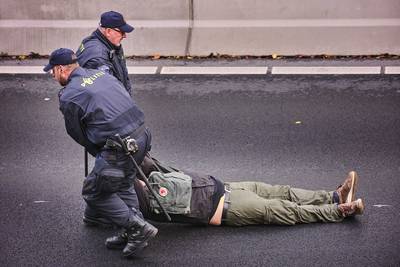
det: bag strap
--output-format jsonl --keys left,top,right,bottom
{"left": 151, "top": 157, "right": 180, "bottom": 173}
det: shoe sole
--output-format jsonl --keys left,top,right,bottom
{"left": 106, "top": 241, "right": 148, "bottom": 250}
{"left": 346, "top": 171, "right": 359, "bottom": 203}
{"left": 106, "top": 242, "right": 127, "bottom": 250}
{"left": 123, "top": 227, "right": 158, "bottom": 258}
{"left": 356, "top": 198, "right": 365, "bottom": 215}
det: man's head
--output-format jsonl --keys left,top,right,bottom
{"left": 43, "top": 48, "right": 79, "bottom": 86}
{"left": 99, "top": 11, "right": 134, "bottom": 46}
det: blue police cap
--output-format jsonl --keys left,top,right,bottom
{"left": 100, "top": 11, "right": 134, "bottom": 33}
{"left": 43, "top": 48, "right": 77, "bottom": 72}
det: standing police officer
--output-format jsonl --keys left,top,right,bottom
{"left": 44, "top": 48, "right": 157, "bottom": 257}
{"left": 76, "top": 11, "right": 133, "bottom": 95}
{"left": 76, "top": 11, "right": 135, "bottom": 227}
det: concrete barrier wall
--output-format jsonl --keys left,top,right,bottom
{"left": 0, "top": 0, "right": 399, "bottom": 56}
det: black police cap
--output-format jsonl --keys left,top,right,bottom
{"left": 100, "top": 11, "right": 134, "bottom": 33}
{"left": 43, "top": 48, "right": 77, "bottom": 72}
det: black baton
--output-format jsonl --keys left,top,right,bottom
{"left": 84, "top": 148, "right": 88, "bottom": 177}
{"left": 115, "top": 134, "right": 171, "bottom": 222}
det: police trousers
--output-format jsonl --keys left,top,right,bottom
{"left": 82, "top": 129, "right": 151, "bottom": 228}
{"left": 224, "top": 182, "right": 343, "bottom": 226}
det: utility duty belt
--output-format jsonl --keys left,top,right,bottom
{"left": 104, "top": 125, "right": 146, "bottom": 152}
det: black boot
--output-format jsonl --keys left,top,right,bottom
{"left": 105, "top": 230, "right": 150, "bottom": 250}
{"left": 122, "top": 217, "right": 158, "bottom": 258}
{"left": 105, "top": 230, "right": 128, "bottom": 250}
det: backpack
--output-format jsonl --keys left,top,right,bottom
{"left": 148, "top": 171, "right": 192, "bottom": 215}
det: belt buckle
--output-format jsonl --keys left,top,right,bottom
{"left": 221, "top": 185, "right": 231, "bottom": 223}
{"left": 221, "top": 197, "right": 230, "bottom": 222}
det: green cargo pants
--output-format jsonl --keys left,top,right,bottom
{"left": 224, "top": 181, "right": 343, "bottom": 226}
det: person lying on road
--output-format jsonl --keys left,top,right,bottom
{"left": 102, "top": 156, "right": 364, "bottom": 250}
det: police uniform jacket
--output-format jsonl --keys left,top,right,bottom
{"left": 58, "top": 67, "right": 144, "bottom": 156}
{"left": 76, "top": 29, "right": 132, "bottom": 95}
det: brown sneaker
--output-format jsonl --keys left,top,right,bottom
{"left": 336, "top": 171, "right": 359, "bottom": 204}
{"left": 338, "top": 198, "right": 365, "bottom": 217}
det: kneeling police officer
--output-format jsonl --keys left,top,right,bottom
{"left": 44, "top": 48, "right": 157, "bottom": 257}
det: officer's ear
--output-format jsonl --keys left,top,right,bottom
{"left": 104, "top": 28, "right": 113, "bottom": 37}
{"left": 59, "top": 65, "right": 73, "bottom": 77}
{"left": 58, "top": 65, "right": 67, "bottom": 74}
{"left": 52, "top": 65, "right": 61, "bottom": 74}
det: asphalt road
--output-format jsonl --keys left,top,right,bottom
{"left": 0, "top": 73, "right": 399, "bottom": 266}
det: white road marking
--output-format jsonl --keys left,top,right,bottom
{"left": 127, "top": 66, "right": 158, "bottom": 74}
{"left": 385, "top": 66, "right": 400, "bottom": 74}
{"left": 0, "top": 66, "right": 158, "bottom": 74}
{"left": 161, "top": 66, "right": 267, "bottom": 74}
{"left": 373, "top": 204, "right": 392, "bottom": 208}
{"left": 33, "top": 200, "right": 49, "bottom": 203}
{"left": 271, "top": 66, "right": 381, "bottom": 75}
{"left": 0, "top": 66, "right": 45, "bottom": 74}
{"left": 0, "top": 65, "right": 393, "bottom": 75}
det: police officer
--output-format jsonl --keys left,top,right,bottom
{"left": 76, "top": 11, "right": 133, "bottom": 95}
{"left": 44, "top": 48, "right": 157, "bottom": 257}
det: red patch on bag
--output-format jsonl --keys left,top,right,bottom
{"left": 159, "top": 187, "right": 168, "bottom": 197}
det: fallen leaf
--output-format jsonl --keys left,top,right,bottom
{"left": 29, "top": 52, "right": 41, "bottom": 58}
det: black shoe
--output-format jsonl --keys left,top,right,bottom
{"left": 83, "top": 214, "right": 115, "bottom": 228}
{"left": 105, "top": 230, "right": 129, "bottom": 250}
{"left": 122, "top": 219, "right": 158, "bottom": 258}
{"left": 106, "top": 230, "right": 149, "bottom": 250}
